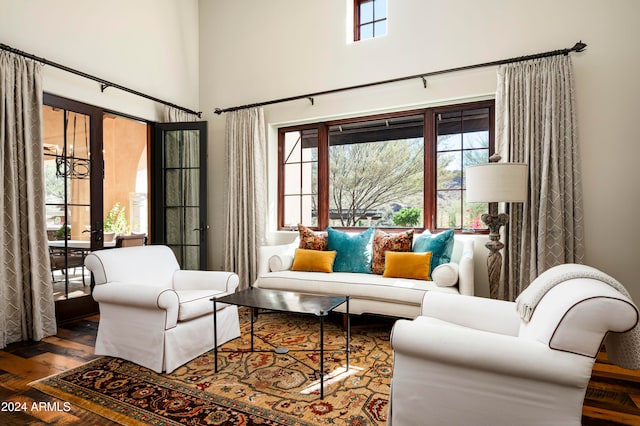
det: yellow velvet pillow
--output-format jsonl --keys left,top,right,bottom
{"left": 383, "top": 251, "right": 432, "bottom": 280}
{"left": 291, "top": 249, "right": 337, "bottom": 273}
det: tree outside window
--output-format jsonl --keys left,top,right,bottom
{"left": 329, "top": 137, "right": 423, "bottom": 227}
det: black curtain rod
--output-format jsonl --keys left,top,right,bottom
{"left": 214, "top": 40, "right": 586, "bottom": 115}
{"left": 0, "top": 42, "right": 202, "bottom": 118}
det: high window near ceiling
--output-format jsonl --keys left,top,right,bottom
{"left": 354, "top": 0, "right": 387, "bottom": 41}
{"left": 278, "top": 100, "right": 494, "bottom": 231}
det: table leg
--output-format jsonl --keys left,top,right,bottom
{"left": 320, "top": 314, "right": 324, "bottom": 399}
{"left": 214, "top": 299, "right": 218, "bottom": 373}
{"left": 250, "top": 307, "right": 255, "bottom": 351}
{"left": 346, "top": 296, "right": 350, "bottom": 370}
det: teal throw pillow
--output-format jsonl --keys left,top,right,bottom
{"left": 327, "top": 227, "right": 374, "bottom": 273}
{"left": 413, "top": 229, "right": 455, "bottom": 273}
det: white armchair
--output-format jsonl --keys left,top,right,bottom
{"left": 85, "top": 245, "right": 241, "bottom": 373}
{"left": 388, "top": 264, "right": 639, "bottom": 426}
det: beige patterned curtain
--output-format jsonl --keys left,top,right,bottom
{"left": 163, "top": 106, "right": 199, "bottom": 123}
{"left": 0, "top": 51, "right": 57, "bottom": 347}
{"left": 224, "top": 108, "right": 267, "bottom": 290}
{"left": 496, "top": 55, "right": 585, "bottom": 301}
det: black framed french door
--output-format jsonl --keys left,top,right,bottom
{"left": 44, "top": 94, "right": 153, "bottom": 322}
{"left": 44, "top": 94, "right": 106, "bottom": 252}
{"left": 43, "top": 94, "right": 105, "bottom": 320}
{"left": 151, "top": 122, "right": 208, "bottom": 270}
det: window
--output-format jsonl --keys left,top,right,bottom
{"left": 280, "top": 127, "right": 319, "bottom": 227}
{"left": 354, "top": 0, "right": 387, "bottom": 41}
{"left": 435, "top": 107, "right": 492, "bottom": 229}
{"left": 278, "top": 100, "right": 494, "bottom": 231}
{"left": 328, "top": 115, "right": 424, "bottom": 227}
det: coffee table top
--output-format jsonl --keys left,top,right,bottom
{"left": 213, "top": 288, "right": 348, "bottom": 317}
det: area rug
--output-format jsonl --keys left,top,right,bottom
{"left": 31, "top": 308, "right": 393, "bottom": 425}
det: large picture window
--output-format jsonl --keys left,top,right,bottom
{"left": 278, "top": 100, "right": 494, "bottom": 231}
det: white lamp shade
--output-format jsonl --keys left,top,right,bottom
{"left": 466, "top": 163, "right": 528, "bottom": 203}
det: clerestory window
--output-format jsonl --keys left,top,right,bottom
{"left": 354, "top": 0, "right": 387, "bottom": 41}
{"left": 278, "top": 100, "right": 495, "bottom": 232}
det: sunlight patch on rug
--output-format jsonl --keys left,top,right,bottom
{"left": 300, "top": 365, "right": 364, "bottom": 395}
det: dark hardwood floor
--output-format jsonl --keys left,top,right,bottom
{"left": 583, "top": 351, "right": 640, "bottom": 425}
{"left": 0, "top": 315, "right": 638, "bottom": 425}
{"left": 0, "top": 315, "right": 115, "bottom": 425}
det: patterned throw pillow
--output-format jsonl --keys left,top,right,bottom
{"left": 412, "top": 229, "right": 455, "bottom": 273}
{"left": 297, "top": 224, "right": 328, "bottom": 251}
{"left": 327, "top": 227, "right": 374, "bottom": 273}
{"left": 371, "top": 229, "right": 414, "bottom": 275}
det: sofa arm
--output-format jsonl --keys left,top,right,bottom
{"left": 457, "top": 239, "right": 475, "bottom": 296}
{"left": 92, "top": 282, "right": 180, "bottom": 330}
{"left": 173, "top": 270, "right": 239, "bottom": 294}
{"left": 257, "top": 242, "right": 297, "bottom": 275}
{"left": 93, "top": 281, "right": 179, "bottom": 310}
{"left": 420, "top": 292, "right": 520, "bottom": 336}
{"left": 391, "top": 316, "right": 592, "bottom": 387}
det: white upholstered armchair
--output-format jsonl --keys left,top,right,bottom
{"left": 85, "top": 245, "right": 241, "bottom": 373}
{"left": 388, "top": 264, "right": 639, "bottom": 426}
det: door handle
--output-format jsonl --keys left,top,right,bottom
{"left": 85, "top": 224, "right": 104, "bottom": 242}
{"left": 193, "top": 226, "right": 210, "bottom": 232}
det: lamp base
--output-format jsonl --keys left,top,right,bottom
{"left": 481, "top": 213, "right": 509, "bottom": 299}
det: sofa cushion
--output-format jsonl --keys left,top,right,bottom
{"left": 291, "top": 248, "right": 337, "bottom": 272}
{"left": 255, "top": 270, "right": 458, "bottom": 306}
{"left": 413, "top": 229, "right": 455, "bottom": 273}
{"left": 297, "top": 224, "right": 328, "bottom": 251}
{"left": 383, "top": 251, "right": 432, "bottom": 280}
{"left": 328, "top": 227, "right": 374, "bottom": 273}
{"left": 432, "top": 262, "right": 459, "bottom": 287}
{"left": 372, "top": 229, "right": 414, "bottom": 274}
{"left": 176, "top": 290, "right": 225, "bottom": 322}
{"left": 269, "top": 254, "right": 294, "bottom": 272}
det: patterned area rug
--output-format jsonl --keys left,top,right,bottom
{"left": 31, "top": 308, "right": 393, "bottom": 425}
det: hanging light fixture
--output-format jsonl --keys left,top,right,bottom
{"left": 56, "top": 113, "right": 90, "bottom": 179}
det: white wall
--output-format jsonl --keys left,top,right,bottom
{"left": 200, "top": 0, "right": 640, "bottom": 301}
{"left": 0, "top": 0, "right": 199, "bottom": 121}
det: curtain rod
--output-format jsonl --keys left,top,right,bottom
{"left": 214, "top": 40, "right": 586, "bottom": 115}
{"left": 0, "top": 42, "right": 202, "bottom": 118}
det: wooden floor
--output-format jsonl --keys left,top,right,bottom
{"left": 0, "top": 315, "right": 639, "bottom": 425}
{"left": 584, "top": 351, "right": 640, "bottom": 425}
{"left": 0, "top": 315, "right": 115, "bottom": 425}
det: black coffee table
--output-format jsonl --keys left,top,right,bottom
{"left": 212, "top": 288, "right": 350, "bottom": 399}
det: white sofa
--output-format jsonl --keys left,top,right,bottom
{"left": 387, "top": 264, "right": 639, "bottom": 425}
{"left": 85, "top": 245, "right": 241, "bottom": 373}
{"left": 254, "top": 235, "right": 474, "bottom": 319}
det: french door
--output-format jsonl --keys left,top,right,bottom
{"left": 43, "top": 95, "right": 104, "bottom": 319}
{"left": 151, "top": 122, "right": 208, "bottom": 270}
{"left": 43, "top": 94, "right": 151, "bottom": 321}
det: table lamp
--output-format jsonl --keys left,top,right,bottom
{"left": 466, "top": 155, "right": 528, "bottom": 299}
